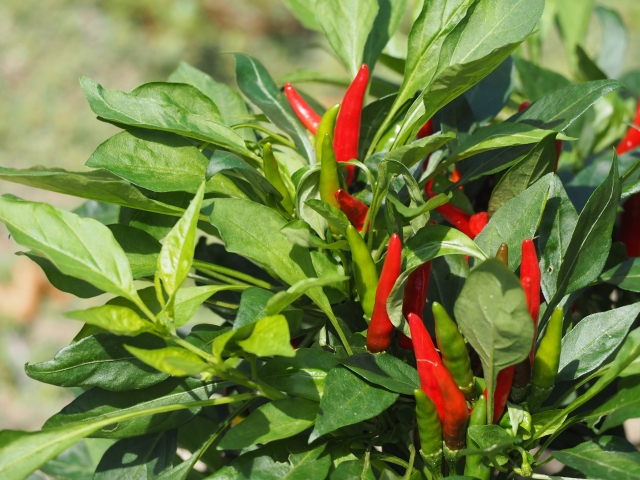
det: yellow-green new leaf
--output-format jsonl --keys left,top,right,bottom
{"left": 238, "top": 315, "right": 296, "bottom": 358}
{"left": 65, "top": 305, "right": 154, "bottom": 336}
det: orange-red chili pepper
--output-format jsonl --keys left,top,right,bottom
{"left": 426, "top": 179, "right": 474, "bottom": 238}
{"left": 468, "top": 212, "right": 489, "bottom": 238}
{"left": 484, "top": 365, "right": 515, "bottom": 424}
{"left": 335, "top": 189, "right": 368, "bottom": 231}
{"left": 398, "top": 262, "right": 432, "bottom": 350}
{"left": 284, "top": 83, "right": 321, "bottom": 134}
{"left": 417, "top": 118, "right": 434, "bottom": 139}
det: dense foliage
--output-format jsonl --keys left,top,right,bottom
{"left": 1, "top": 0, "right": 640, "bottom": 479}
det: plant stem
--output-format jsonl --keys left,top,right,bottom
{"left": 192, "top": 259, "right": 273, "bottom": 289}
{"left": 232, "top": 123, "right": 295, "bottom": 149}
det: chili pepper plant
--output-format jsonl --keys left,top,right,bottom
{"left": 2, "top": 0, "right": 640, "bottom": 479}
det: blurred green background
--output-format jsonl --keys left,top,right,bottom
{"left": 1, "top": 0, "right": 639, "bottom": 431}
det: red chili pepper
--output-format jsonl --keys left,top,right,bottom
{"left": 399, "top": 262, "right": 432, "bottom": 350}
{"left": 407, "top": 312, "right": 468, "bottom": 450}
{"left": 468, "top": 212, "right": 488, "bottom": 238}
{"left": 521, "top": 239, "right": 541, "bottom": 358}
{"left": 518, "top": 101, "right": 531, "bottom": 111}
{"left": 417, "top": 118, "right": 434, "bottom": 139}
{"left": 334, "top": 64, "right": 369, "bottom": 185}
{"left": 617, "top": 98, "right": 640, "bottom": 155}
{"left": 335, "top": 189, "right": 368, "bottom": 231}
{"left": 620, "top": 193, "right": 640, "bottom": 257}
{"left": 283, "top": 83, "right": 321, "bottom": 135}
{"left": 484, "top": 365, "right": 515, "bottom": 424}
{"left": 366, "top": 233, "right": 402, "bottom": 353}
{"left": 426, "top": 179, "right": 474, "bottom": 238}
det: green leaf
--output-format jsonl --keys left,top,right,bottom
{"left": 39, "top": 439, "right": 114, "bottom": 480}
{"left": 454, "top": 259, "right": 533, "bottom": 424}
{"left": 576, "top": 45, "right": 607, "bottom": 82}
{"left": 0, "top": 166, "right": 185, "bottom": 217}
{"left": 383, "top": 132, "right": 456, "bottom": 168}
{"left": 73, "top": 200, "right": 120, "bottom": 225}
{"left": 237, "top": 315, "right": 296, "bottom": 358}
{"left": 531, "top": 410, "right": 567, "bottom": 439}
{"left": 25, "top": 333, "right": 169, "bottom": 391}
{"left": 315, "top": 0, "right": 379, "bottom": 78}
{"left": 0, "top": 196, "right": 139, "bottom": 302}
{"left": 125, "top": 346, "right": 207, "bottom": 377}
{"left": 218, "top": 398, "right": 319, "bottom": 450}
{"left": 282, "top": 0, "right": 321, "bottom": 31}
{"left": 258, "top": 349, "right": 339, "bottom": 402}
{"left": 556, "top": 0, "right": 594, "bottom": 70}
{"left": 295, "top": 168, "right": 328, "bottom": 238}
{"left": 305, "top": 199, "right": 352, "bottom": 236}
{"left": 339, "top": 353, "right": 420, "bottom": 394}
{"left": 309, "top": 367, "right": 398, "bottom": 441}
{"left": 265, "top": 275, "right": 348, "bottom": 316}
{"left": 330, "top": 458, "right": 375, "bottom": 480}
{"left": 513, "top": 55, "right": 571, "bottom": 103}
{"left": 475, "top": 173, "right": 552, "bottom": 271}
{"left": 207, "top": 150, "right": 281, "bottom": 200}
{"left": 66, "top": 305, "right": 155, "bottom": 337}
{"left": 362, "top": 0, "right": 407, "bottom": 70}
{"left": 108, "top": 224, "right": 161, "bottom": 279}
{"left": 585, "top": 379, "right": 640, "bottom": 433}
{"left": 280, "top": 220, "right": 348, "bottom": 250}
{"left": 94, "top": 431, "right": 176, "bottom": 480}
{"left": 594, "top": 7, "right": 628, "bottom": 79}
{"left": 553, "top": 436, "right": 640, "bottom": 480}
{"left": 467, "top": 425, "right": 515, "bottom": 451}
{"left": 174, "top": 285, "right": 246, "bottom": 327}
{"left": 556, "top": 303, "right": 640, "bottom": 383}
{"left": 234, "top": 287, "right": 303, "bottom": 331}
{"left": 599, "top": 258, "right": 640, "bottom": 292}
{"left": 233, "top": 54, "right": 314, "bottom": 163}
{"left": 158, "top": 182, "right": 205, "bottom": 298}
{"left": 359, "top": 93, "right": 397, "bottom": 159}
{"left": 386, "top": 191, "right": 450, "bottom": 220}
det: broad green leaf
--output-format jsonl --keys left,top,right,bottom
{"left": 280, "top": 220, "right": 348, "bottom": 250}
{"left": 233, "top": 54, "right": 314, "bottom": 163}
{"left": 174, "top": 285, "right": 246, "bottom": 327}
{"left": 264, "top": 275, "right": 348, "bottom": 316}
{"left": 454, "top": 259, "right": 533, "bottom": 424}
{"left": 218, "top": 398, "right": 319, "bottom": 450}
{"left": 258, "top": 349, "right": 339, "bottom": 402}
{"left": 586, "top": 379, "right": 640, "bottom": 434}
{"left": 305, "top": 199, "right": 352, "bottom": 236}
{"left": 576, "top": 45, "right": 607, "bottom": 82}
{"left": 383, "top": 131, "right": 456, "bottom": 168}
{"left": 475, "top": 173, "right": 552, "bottom": 271}
{"left": 513, "top": 55, "right": 572, "bottom": 103}
{"left": 362, "top": 0, "right": 407, "bottom": 70}
{"left": 386, "top": 191, "right": 450, "bottom": 220}
{"left": 430, "top": 254, "right": 469, "bottom": 316}
{"left": 237, "top": 315, "right": 296, "bottom": 358}
{"left": 282, "top": 0, "right": 321, "bottom": 31}
{"left": 339, "top": 353, "right": 420, "bottom": 395}
{"left": 94, "top": 431, "right": 176, "bottom": 480}
{"left": 359, "top": 93, "right": 397, "bottom": 159}
{"left": 599, "top": 258, "right": 640, "bottom": 292}
{"left": 25, "top": 333, "right": 169, "bottom": 391}
{"left": 463, "top": 56, "right": 514, "bottom": 124}
{"left": 66, "top": 305, "right": 154, "bottom": 337}
{"left": 158, "top": 182, "right": 205, "bottom": 298}
{"left": 295, "top": 168, "right": 328, "bottom": 238}
{"left": 556, "top": 0, "right": 594, "bottom": 70}
{"left": 0, "top": 196, "right": 139, "bottom": 302}
{"left": 315, "top": 0, "right": 379, "bottom": 78}
{"left": 595, "top": 7, "right": 628, "bottom": 79}
{"left": 309, "top": 367, "right": 398, "bottom": 441}
{"left": 39, "top": 439, "right": 114, "bottom": 480}
{"left": 126, "top": 346, "right": 208, "bottom": 377}
{"left": 553, "top": 436, "right": 640, "bottom": 480}
{"left": 80, "top": 78, "right": 258, "bottom": 161}
{"left": 487, "top": 135, "right": 557, "bottom": 216}
{"left": 207, "top": 150, "right": 282, "bottom": 200}
{"left": 73, "top": 200, "right": 120, "bottom": 225}
{"left": 556, "top": 303, "right": 640, "bottom": 383}
{"left": 234, "top": 287, "right": 303, "bottom": 331}
{"left": 108, "top": 224, "right": 161, "bottom": 279}
{"left": 467, "top": 425, "right": 515, "bottom": 451}
{"left": 330, "top": 458, "right": 375, "bottom": 480}
{"left": 531, "top": 410, "right": 567, "bottom": 439}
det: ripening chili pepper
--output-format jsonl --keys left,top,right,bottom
{"left": 485, "top": 366, "right": 515, "bottom": 424}
{"left": 346, "top": 224, "right": 378, "bottom": 319}
{"left": 319, "top": 134, "right": 341, "bottom": 210}
{"left": 414, "top": 389, "right": 443, "bottom": 479}
{"left": 468, "top": 211, "right": 488, "bottom": 238}
{"left": 619, "top": 193, "right": 640, "bottom": 257}
{"left": 367, "top": 234, "right": 402, "bottom": 353}
{"left": 263, "top": 143, "right": 294, "bottom": 214}
{"left": 407, "top": 312, "right": 468, "bottom": 451}
{"left": 399, "top": 262, "right": 432, "bottom": 350}
{"left": 530, "top": 307, "right": 564, "bottom": 412}
{"left": 496, "top": 243, "right": 509, "bottom": 267}
{"left": 334, "top": 64, "right": 369, "bottom": 185}
{"left": 425, "top": 179, "right": 474, "bottom": 238}
{"left": 284, "top": 83, "right": 321, "bottom": 135}
{"left": 617, "top": 98, "right": 640, "bottom": 155}
{"left": 417, "top": 118, "right": 434, "bottom": 139}
{"left": 335, "top": 189, "right": 368, "bottom": 231}
{"left": 315, "top": 103, "right": 340, "bottom": 163}
{"left": 450, "top": 166, "right": 462, "bottom": 187}
{"left": 432, "top": 302, "right": 474, "bottom": 401}
{"left": 463, "top": 395, "right": 490, "bottom": 480}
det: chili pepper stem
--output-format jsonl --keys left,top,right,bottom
{"left": 419, "top": 450, "right": 443, "bottom": 480}
{"left": 443, "top": 445, "right": 463, "bottom": 476}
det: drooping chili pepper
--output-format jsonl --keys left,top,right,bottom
{"left": 468, "top": 211, "right": 488, "bottom": 238}
{"left": 407, "top": 313, "right": 468, "bottom": 451}
{"left": 417, "top": 118, "right": 434, "bottom": 139}
{"left": 485, "top": 365, "right": 515, "bottom": 424}
{"left": 617, "top": 98, "right": 640, "bottom": 155}
{"left": 425, "top": 179, "right": 474, "bottom": 238}
{"left": 334, "top": 64, "right": 369, "bottom": 185}
{"left": 463, "top": 395, "right": 490, "bottom": 480}
{"left": 399, "top": 262, "right": 432, "bottom": 350}
{"left": 367, "top": 234, "right": 402, "bottom": 353}
{"left": 284, "top": 82, "right": 321, "bottom": 135}
{"left": 450, "top": 166, "right": 462, "bottom": 186}
{"left": 263, "top": 143, "right": 294, "bottom": 214}
{"left": 315, "top": 103, "right": 340, "bottom": 163}
{"left": 520, "top": 238, "right": 541, "bottom": 362}
{"left": 432, "top": 302, "right": 474, "bottom": 401}
{"left": 619, "top": 193, "right": 640, "bottom": 257}
{"left": 496, "top": 243, "right": 509, "bottom": 267}
{"left": 346, "top": 224, "right": 378, "bottom": 319}
{"left": 319, "top": 134, "right": 342, "bottom": 210}
{"left": 335, "top": 189, "right": 368, "bottom": 231}
{"left": 530, "top": 307, "right": 564, "bottom": 412}
{"left": 414, "top": 389, "right": 443, "bottom": 479}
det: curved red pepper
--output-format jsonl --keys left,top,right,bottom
{"left": 484, "top": 365, "right": 515, "bottom": 424}
{"left": 283, "top": 83, "right": 321, "bottom": 134}
{"left": 366, "top": 233, "right": 402, "bottom": 353}
{"left": 334, "top": 64, "right": 369, "bottom": 185}
{"left": 468, "top": 211, "right": 488, "bottom": 238}
{"left": 617, "top": 99, "right": 640, "bottom": 155}
{"left": 399, "top": 262, "right": 432, "bottom": 350}
{"left": 426, "top": 179, "right": 474, "bottom": 238}
{"left": 335, "top": 189, "right": 368, "bottom": 231}
{"left": 417, "top": 118, "right": 434, "bottom": 139}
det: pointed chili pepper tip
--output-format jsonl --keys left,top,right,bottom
{"left": 468, "top": 212, "right": 488, "bottom": 238}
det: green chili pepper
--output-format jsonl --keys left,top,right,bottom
{"left": 463, "top": 395, "right": 490, "bottom": 480}
{"left": 530, "top": 306, "right": 563, "bottom": 412}
{"left": 263, "top": 143, "right": 294, "bottom": 214}
{"left": 432, "top": 302, "right": 474, "bottom": 401}
{"left": 414, "top": 389, "right": 443, "bottom": 480}
{"left": 319, "top": 133, "right": 342, "bottom": 210}
{"left": 315, "top": 103, "right": 340, "bottom": 163}
{"left": 346, "top": 224, "right": 378, "bottom": 319}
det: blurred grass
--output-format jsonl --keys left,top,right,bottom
{"left": 0, "top": 0, "right": 639, "bottom": 431}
